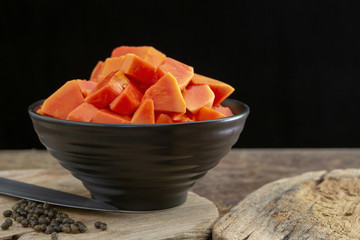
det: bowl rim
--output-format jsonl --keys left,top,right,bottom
{"left": 28, "top": 98, "right": 250, "bottom": 128}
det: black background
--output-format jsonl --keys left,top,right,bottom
{"left": 1, "top": 1, "right": 360, "bottom": 149}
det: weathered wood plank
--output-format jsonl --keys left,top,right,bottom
{"left": 213, "top": 169, "right": 360, "bottom": 240}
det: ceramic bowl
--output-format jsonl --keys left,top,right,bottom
{"left": 28, "top": 99, "right": 249, "bottom": 210}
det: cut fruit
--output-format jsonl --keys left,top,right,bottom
{"left": 155, "top": 113, "right": 173, "bottom": 124}
{"left": 191, "top": 73, "right": 234, "bottom": 106}
{"left": 85, "top": 72, "right": 125, "bottom": 108}
{"left": 66, "top": 102, "right": 98, "bottom": 122}
{"left": 90, "top": 61, "right": 104, "bottom": 82}
{"left": 172, "top": 113, "right": 194, "bottom": 123}
{"left": 97, "top": 56, "right": 125, "bottom": 82}
{"left": 41, "top": 80, "right": 84, "bottom": 119}
{"left": 36, "top": 106, "right": 43, "bottom": 115}
{"left": 92, "top": 109, "right": 131, "bottom": 124}
{"left": 143, "top": 72, "right": 186, "bottom": 114}
{"left": 212, "top": 105, "right": 233, "bottom": 117}
{"left": 76, "top": 80, "right": 97, "bottom": 97}
{"left": 153, "top": 57, "right": 194, "bottom": 90}
{"left": 120, "top": 54, "right": 156, "bottom": 85}
{"left": 196, "top": 107, "right": 226, "bottom": 121}
{"left": 110, "top": 83, "right": 143, "bottom": 116}
{"left": 131, "top": 99, "right": 155, "bottom": 124}
{"left": 111, "top": 46, "right": 166, "bottom": 67}
{"left": 183, "top": 85, "right": 215, "bottom": 113}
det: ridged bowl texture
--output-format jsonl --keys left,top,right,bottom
{"left": 29, "top": 99, "right": 249, "bottom": 210}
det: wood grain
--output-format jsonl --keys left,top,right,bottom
{"left": 213, "top": 169, "right": 360, "bottom": 240}
{"left": 0, "top": 169, "right": 219, "bottom": 240}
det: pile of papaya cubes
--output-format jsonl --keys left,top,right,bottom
{"left": 37, "top": 46, "right": 235, "bottom": 124}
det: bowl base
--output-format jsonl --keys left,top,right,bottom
{"left": 91, "top": 192, "right": 189, "bottom": 211}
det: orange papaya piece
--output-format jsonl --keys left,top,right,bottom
{"left": 153, "top": 57, "right": 194, "bottom": 90}
{"left": 36, "top": 105, "right": 44, "bottom": 115}
{"left": 196, "top": 107, "right": 226, "bottom": 121}
{"left": 143, "top": 72, "right": 186, "bottom": 114}
{"left": 183, "top": 84, "right": 215, "bottom": 113}
{"left": 41, "top": 80, "right": 84, "bottom": 119}
{"left": 120, "top": 54, "right": 156, "bottom": 85}
{"left": 212, "top": 105, "right": 233, "bottom": 117}
{"left": 85, "top": 72, "right": 125, "bottom": 109}
{"left": 66, "top": 102, "right": 98, "bottom": 122}
{"left": 110, "top": 83, "right": 143, "bottom": 116}
{"left": 96, "top": 56, "right": 125, "bottom": 82}
{"left": 92, "top": 109, "right": 131, "bottom": 124}
{"left": 76, "top": 80, "right": 97, "bottom": 97}
{"left": 172, "top": 113, "right": 194, "bottom": 123}
{"left": 111, "top": 46, "right": 166, "bottom": 67}
{"left": 191, "top": 73, "right": 234, "bottom": 106}
{"left": 155, "top": 113, "right": 173, "bottom": 124}
{"left": 131, "top": 99, "right": 155, "bottom": 124}
{"left": 90, "top": 61, "right": 104, "bottom": 82}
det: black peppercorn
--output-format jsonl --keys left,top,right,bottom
{"left": 51, "top": 232, "right": 58, "bottom": 240}
{"left": 2, "top": 210, "right": 12, "bottom": 218}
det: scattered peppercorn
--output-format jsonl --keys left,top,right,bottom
{"left": 76, "top": 221, "right": 87, "bottom": 233}
{"left": 5, "top": 218, "right": 13, "bottom": 226}
{"left": 94, "top": 221, "right": 108, "bottom": 231}
{"left": 61, "top": 223, "right": 71, "bottom": 233}
{"left": 51, "top": 232, "right": 58, "bottom": 240}
{"left": 15, "top": 216, "right": 24, "bottom": 223}
{"left": 94, "top": 221, "right": 101, "bottom": 229}
{"left": 100, "top": 222, "right": 108, "bottom": 231}
{"left": 21, "top": 219, "right": 29, "bottom": 227}
{"left": 1, "top": 221, "right": 10, "bottom": 230}
{"left": 2, "top": 210, "right": 12, "bottom": 218}
{"left": 2, "top": 198, "right": 93, "bottom": 238}
{"left": 34, "top": 224, "right": 43, "bottom": 232}
{"left": 45, "top": 225, "right": 55, "bottom": 234}
{"left": 70, "top": 223, "right": 80, "bottom": 234}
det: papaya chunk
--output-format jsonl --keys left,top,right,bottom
{"left": 196, "top": 107, "right": 226, "bottom": 121}
{"left": 143, "top": 72, "right": 186, "bottom": 114}
{"left": 41, "top": 80, "right": 84, "bottom": 119}
{"left": 153, "top": 57, "right": 194, "bottom": 90}
{"left": 183, "top": 84, "right": 215, "bottom": 113}
{"left": 92, "top": 109, "right": 131, "bottom": 124}
{"left": 36, "top": 106, "right": 43, "bottom": 115}
{"left": 76, "top": 80, "right": 97, "bottom": 97}
{"left": 120, "top": 54, "right": 156, "bottom": 85}
{"left": 155, "top": 113, "right": 173, "bottom": 124}
{"left": 131, "top": 99, "right": 155, "bottom": 124}
{"left": 111, "top": 46, "right": 166, "bottom": 67}
{"left": 90, "top": 61, "right": 104, "bottom": 82}
{"left": 172, "top": 113, "right": 194, "bottom": 123}
{"left": 85, "top": 72, "right": 125, "bottom": 108}
{"left": 191, "top": 73, "right": 234, "bottom": 106}
{"left": 110, "top": 82, "right": 143, "bottom": 116}
{"left": 212, "top": 105, "right": 234, "bottom": 117}
{"left": 96, "top": 56, "right": 125, "bottom": 82}
{"left": 66, "top": 102, "right": 98, "bottom": 122}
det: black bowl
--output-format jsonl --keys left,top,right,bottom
{"left": 28, "top": 99, "right": 249, "bottom": 210}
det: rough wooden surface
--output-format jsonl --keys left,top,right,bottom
{"left": 213, "top": 169, "right": 360, "bottom": 240}
{"left": 0, "top": 169, "right": 219, "bottom": 240}
{"left": 1, "top": 149, "right": 360, "bottom": 216}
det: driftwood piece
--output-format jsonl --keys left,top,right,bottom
{"left": 0, "top": 169, "right": 219, "bottom": 240}
{"left": 213, "top": 169, "right": 360, "bottom": 240}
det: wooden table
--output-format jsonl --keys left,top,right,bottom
{"left": 1, "top": 148, "right": 359, "bottom": 216}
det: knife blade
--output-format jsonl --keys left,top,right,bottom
{"left": 0, "top": 177, "right": 121, "bottom": 212}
